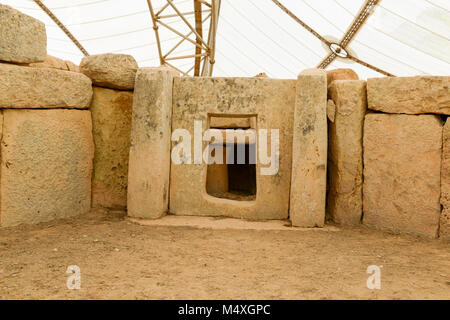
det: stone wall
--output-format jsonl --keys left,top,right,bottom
{"left": 363, "top": 76, "right": 449, "bottom": 238}
{"left": 0, "top": 4, "right": 94, "bottom": 227}
{"left": 81, "top": 54, "right": 137, "bottom": 209}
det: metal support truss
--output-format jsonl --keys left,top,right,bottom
{"left": 272, "top": 0, "right": 394, "bottom": 77}
{"left": 146, "top": 0, "right": 221, "bottom": 76}
{"left": 33, "top": 0, "right": 89, "bottom": 56}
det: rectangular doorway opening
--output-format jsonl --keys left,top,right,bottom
{"left": 206, "top": 115, "right": 257, "bottom": 201}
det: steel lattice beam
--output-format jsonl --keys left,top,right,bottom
{"left": 271, "top": 0, "right": 394, "bottom": 77}
{"left": 147, "top": 0, "right": 220, "bottom": 76}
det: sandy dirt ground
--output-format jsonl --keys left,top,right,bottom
{"left": 0, "top": 208, "right": 449, "bottom": 300}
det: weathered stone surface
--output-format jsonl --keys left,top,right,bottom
{"left": 27, "top": 55, "right": 79, "bottom": 73}
{"left": 327, "top": 80, "right": 367, "bottom": 225}
{"left": 0, "top": 63, "right": 92, "bottom": 109}
{"left": 80, "top": 53, "right": 138, "bottom": 90}
{"left": 290, "top": 69, "right": 327, "bottom": 227}
{"left": 440, "top": 119, "right": 450, "bottom": 240}
{"left": 367, "top": 76, "right": 450, "bottom": 115}
{"left": 0, "top": 109, "right": 94, "bottom": 227}
{"left": 327, "top": 99, "right": 336, "bottom": 123}
{"left": 65, "top": 60, "right": 80, "bottom": 73}
{"left": 171, "top": 77, "right": 296, "bottom": 220}
{"left": 91, "top": 87, "right": 133, "bottom": 209}
{"left": 326, "top": 68, "right": 359, "bottom": 87}
{"left": 128, "top": 67, "right": 177, "bottom": 219}
{"left": 27, "top": 55, "right": 68, "bottom": 70}
{"left": 363, "top": 114, "right": 442, "bottom": 238}
{"left": 0, "top": 4, "right": 47, "bottom": 63}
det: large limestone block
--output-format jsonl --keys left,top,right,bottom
{"left": 440, "top": 119, "right": 450, "bottom": 240}
{"left": 0, "top": 63, "right": 92, "bottom": 109}
{"left": 290, "top": 69, "right": 328, "bottom": 227}
{"left": 367, "top": 76, "right": 450, "bottom": 115}
{"left": 80, "top": 54, "right": 138, "bottom": 90}
{"left": 170, "top": 77, "right": 295, "bottom": 220}
{"left": 0, "top": 4, "right": 46, "bottom": 63}
{"left": 326, "top": 69, "right": 359, "bottom": 87}
{"left": 0, "top": 109, "right": 94, "bottom": 227}
{"left": 91, "top": 87, "right": 133, "bottom": 209}
{"left": 27, "top": 55, "right": 79, "bottom": 72}
{"left": 327, "top": 80, "right": 366, "bottom": 225}
{"left": 363, "top": 114, "right": 442, "bottom": 238}
{"left": 128, "top": 67, "right": 177, "bottom": 219}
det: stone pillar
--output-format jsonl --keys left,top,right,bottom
{"left": 127, "top": 67, "right": 177, "bottom": 219}
{"left": 363, "top": 114, "right": 442, "bottom": 238}
{"left": 290, "top": 69, "right": 327, "bottom": 227}
{"left": 90, "top": 87, "right": 133, "bottom": 209}
{"left": 327, "top": 80, "right": 367, "bottom": 225}
{"left": 440, "top": 119, "right": 450, "bottom": 240}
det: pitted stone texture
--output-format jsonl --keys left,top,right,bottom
{"left": 290, "top": 69, "right": 327, "bottom": 227}
{"left": 0, "top": 109, "right": 94, "bottom": 227}
{"left": 0, "top": 4, "right": 46, "bottom": 63}
{"left": 327, "top": 80, "right": 366, "bottom": 225}
{"left": 326, "top": 69, "right": 359, "bottom": 87}
{"left": 0, "top": 63, "right": 92, "bottom": 109}
{"left": 440, "top": 119, "right": 450, "bottom": 240}
{"left": 171, "top": 77, "right": 296, "bottom": 220}
{"left": 91, "top": 87, "right": 133, "bottom": 209}
{"left": 27, "top": 55, "right": 79, "bottom": 73}
{"left": 363, "top": 114, "right": 442, "bottom": 238}
{"left": 367, "top": 76, "right": 450, "bottom": 115}
{"left": 65, "top": 60, "right": 80, "bottom": 73}
{"left": 80, "top": 54, "right": 138, "bottom": 90}
{"left": 128, "top": 67, "right": 177, "bottom": 219}
{"left": 27, "top": 55, "right": 68, "bottom": 70}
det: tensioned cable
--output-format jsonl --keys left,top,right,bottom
{"left": 33, "top": 0, "right": 89, "bottom": 56}
{"left": 216, "top": 33, "right": 270, "bottom": 73}
{"left": 213, "top": 64, "right": 232, "bottom": 77}
{"left": 335, "top": 0, "right": 449, "bottom": 65}
{"left": 220, "top": 15, "right": 295, "bottom": 75}
{"left": 333, "top": 0, "right": 438, "bottom": 73}
{"left": 226, "top": 1, "right": 308, "bottom": 69}
{"left": 270, "top": 0, "right": 330, "bottom": 46}
{"left": 247, "top": 0, "right": 323, "bottom": 59}
{"left": 424, "top": 0, "right": 450, "bottom": 12}
{"left": 215, "top": 50, "right": 251, "bottom": 75}
{"left": 379, "top": 2, "right": 449, "bottom": 41}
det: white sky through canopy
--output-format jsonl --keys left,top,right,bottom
{"left": 1, "top": 0, "right": 449, "bottom": 79}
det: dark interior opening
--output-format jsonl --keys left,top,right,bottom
{"left": 206, "top": 141, "right": 257, "bottom": 201}
{"left": 206, "top": 115, "right": 257, "bottom": 201}
{"left": 227, "top": 143, "right": 257, "bottom": 198}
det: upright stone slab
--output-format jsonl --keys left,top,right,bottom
{"left": 80, "top": 54, "right": 138, "bottom": 90}
{"left": 91, "top": 87, "right": 133, "bottom": 209}
{"left": 326, "top": 68, "right": 359, "bottom": 87}
{"left": 0, "top": 4, "right": 47, "bottom": 63}
{"left": 0, "top": 63, "right": 92, "bottom": 109}
{"left": 290, "top": 69, "right": 327, "bottom": 227}
{"left": 127, "top": 68, "right": 177, "bottom": 219}
{"left": 0, "top": 110, "right": 94, "bottom": 227}
{"left": 327, "top": 80, "right": 367, "bottom": 225}
{"left": 440, "top": 119, "right": 450, "bottom": 240}
{"left": 367, "top": 76, "right": 450, "bottom": 115}
{"left": 363, "top": 114, "right": 442, "bottom": 238}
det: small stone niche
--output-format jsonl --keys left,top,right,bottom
{"left": 206, "top": 115, "right": 257, "bottom": 201}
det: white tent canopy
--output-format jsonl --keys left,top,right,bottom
{"left": 1, "top": 0, "right": 449, "bottom": 79}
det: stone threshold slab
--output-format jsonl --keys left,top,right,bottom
{"left": 128, "top": 215, "right": 340, "bottom": 232}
